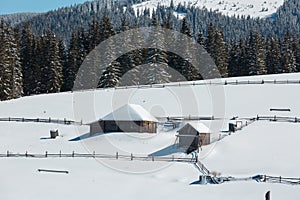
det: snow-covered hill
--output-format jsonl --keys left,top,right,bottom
{"left": 1, "top": 72, "right": 300, "bottom": 199}
{"left": 132, "top": 0, "right": 285, "bottom": 18}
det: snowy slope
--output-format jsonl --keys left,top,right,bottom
{"left": 1, "top": 72, "right": 300, "bottom": 199}
{"left": 132, "top": 0, "right": 285, "bottom": 18}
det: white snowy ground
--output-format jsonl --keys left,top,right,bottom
{"left": 132, "top": 0, "right": 284, "bottom": 19}
{"left": 1, "top": 72, "right": 300, "bottom": 199}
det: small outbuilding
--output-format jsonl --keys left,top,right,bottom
{"left": 90, "top": 104, "right": 158, "bottom": 134}
{"left": 177, "top": 122, "right": 211, "bottom": 153}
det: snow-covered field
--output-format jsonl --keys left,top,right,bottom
{"left": 132, "top": 0, "right": 285, "bottom": 18}
{"left": 1, "top": 72, "right": 300, "bottom": 200}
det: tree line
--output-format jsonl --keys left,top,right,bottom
{"left": 0, "top": 10, "right": 300, "bottom": 100}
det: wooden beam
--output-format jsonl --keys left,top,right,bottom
{"left": 38, "top": 169, "right": 69, "bottom": 174}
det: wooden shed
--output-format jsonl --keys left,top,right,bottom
{"left": 177, "top": 122, "right": 211, "bottom": 153}
{"left": 90, "top": 104, "right": 158, "bottom": 134}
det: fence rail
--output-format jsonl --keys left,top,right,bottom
{"left": 263, "top": 175, "right": 300, "bottom": 185}
{"left": 240, "top": 115, "right": 300, "bottom": 123}
{"left": 0, "top": 117, "right": 83, "bottom": 126}
{"left": 70, "top": 79, "right": 300, "bottom": 94}
{"left": 0, "top": 151, "right": 193, "bottom": 163}
{"left": 195, "top": 160, "right": 210, "bottom": 175}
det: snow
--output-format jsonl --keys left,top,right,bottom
{"left": 1, "top": 72, "right": 300, "bottom": 199}
{"left": 99, "top": 103, "right": 158, "bottom": 122}
{"left": 132, "top": 0, "right": 285, "bottom": 19}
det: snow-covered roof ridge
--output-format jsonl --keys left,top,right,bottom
{"left": 182, "top": 121, "right": 211, "bottom": 133}
{"left": 101, "top": 104, "right": 158, "bottom": 122}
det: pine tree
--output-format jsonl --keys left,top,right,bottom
{"left": 87, "top": 19, "right": 101, "bottom": 52}
{"left": 0, "top": 21, "right": 23, "bottom": 100}
{"left": 212, "top": 29, "right": 228, "bottom": 77}
{"left": 239, "top": 38, "right": 249, "bottom": 76}
{"left": 121, "top": 14, "right": 129, "bottom": 32}
{"left": 197, "top": 30, "right": 205, "bottom": 46}
{"left": 143, "top": 14, "right": 171, "bottom": 84}
{"left": 163, "top": 15, "right": 173, "bottom": 30}
{"left": 10, "top": 25, "right": 23, "bottom": 98}
{"left": 292, "top": 36, "right": 300, "bottom": 72}
{"left": 118, "top": 23, "right": 144, "bottom": 86}
{"left": 179, "top": 19, "right": 199, "bottom": 81}
{"left": 98, "top": 15, "right": 121, "bottom": 88}
{"left": 281, "top": 33, "right": 296, "bottom": 73}
{"left": 20, "top": 23, "right": 36, "bottom": 95}
{"left": 63, "top": 29, "right": 87, "bottom": 91}
{"left": 100, "top": 15, "right": 115, "bottom": 42}
{"left": 40, "top": 30, "right": 63, "bottom": 93}
{"left": 228, "top": 40, "right": 241, "bottom": 77}
{"left": 181, "top": 18, "right": 192, "bottom": 37}
{"left": 98, "top": 38, "right": 121, "bottom": 88}
{"left": 246, "top": 30, "right": 266, "bottom": 76}
{"left": 266, "top": 35, "right": 282, "bottom": 74}
{"left": 205, "top": 22, "right": 215, "bottom": 55}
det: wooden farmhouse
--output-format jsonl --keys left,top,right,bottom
{"left": 90, "top": 104, "right": 158, "bottom": 134}
{"left": 177, "top": 122, "right": 211, "bottom": 153}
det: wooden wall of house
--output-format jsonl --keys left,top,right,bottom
{"left": 178, "top": 124, "right": 211, "bottom": 149}
{"left": 90, "top": 120, "right": 157, "bottom": 134}
{"left": 178, "top": 124, "right": 198, "bottom": 148}
{"left": 90, "top": 121, "right": 104, "bottom": 135}
{"left": 199, "top": 133, "right": 210, "bottom": 145}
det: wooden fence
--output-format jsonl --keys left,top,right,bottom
{"left": 263, "top": 175, "right": 300, "bottom": 185}
{"left": 241, "top": 115, "right": 300, "bottom": 123}
{"left": 0, "top": 117, "right": 83, "bottom": 126}
{"left": 194, "top": 159, "right": 210, "bottom": 175}
{"left": 70, "top": 79, "right": 300, "bottom": 94}
{"left": 0, "top": 151, "right": 193, "bottom": 163}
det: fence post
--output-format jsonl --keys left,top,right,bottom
{"left": 8, "top": 117, "right": 10, "bottom": 121}
{"left": 265, "top": 191, "right": 270, "bottom": 200}
{"left": 45, "top": 151, "right": 48, "bottom": 157}
{"left": 131, "top": 153, "right": 133, "bottom": 161}
{"left": 93, "top": 151, "right": 95, "bottom": 158}
{"left": 116, "top": 152, "right": 118, "bottom": 160}
{"left": 279, "top": 176, "right": 281, "bottom": 183}
{"left": 7, "top": 150, "right": 9, "bottom": 157}
{"left": 49, "top": 117, "right": 51, "bottom": 123}
{"left": 25, "top": 151, "right": 28, "bottom": 157}
{"left": 72, "top": 151, "right": 75, "bottom": 157}
{"left": 152, "top": 156, "right": 154, "bottom": 161}
{"left": 59, "top": 150, "right": 61, "bottom": 157}
{"left": 172, "top": 155, "right": 174, "bottom": 161}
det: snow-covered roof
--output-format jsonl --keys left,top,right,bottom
{"left": 180, "top": 122, "right": 211, "bottom": 134}
{"left": 100, "top": 104, "right": 158, "bottom": 122}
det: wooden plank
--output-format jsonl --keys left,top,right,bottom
{"left": 270, "top": 108, "right": 291, "bottom": 112}
{"left": 38, "top": 169, "right": 69, "bottom": 174}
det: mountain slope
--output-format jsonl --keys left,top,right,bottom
{"left": 133, "top": 0, "right": 285, "bottom": 18}
{"left": 7, "top": 0, "right": 298, "bottom": 43}
{"left": 0, "top": 12, "right": 41, "bottom": 25}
